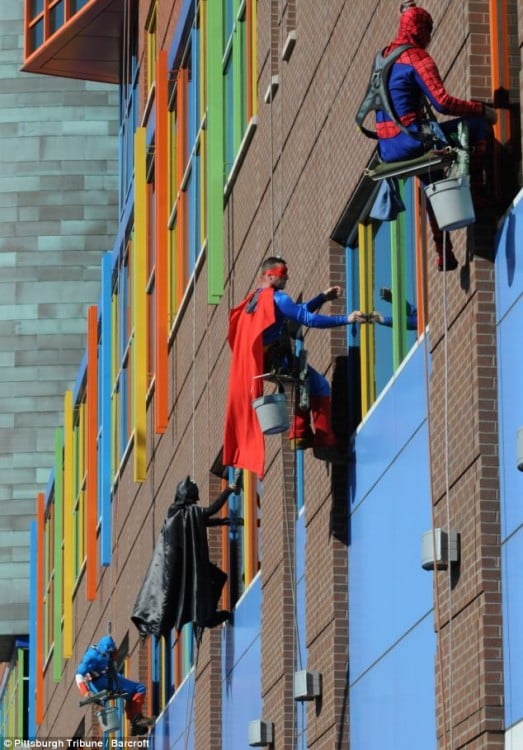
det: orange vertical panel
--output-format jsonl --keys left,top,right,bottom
{"left": 36, "top": 492, "right": 45, "bottom": 724}
{"left": 155, "top": 50, "right": 169, "bottom": 433}
{"left": 23, "top": 0, "right": 30, "bottom": 59}
{"left": 86, "top": 305, "right": 98, "bottom": 600}
{"left": 176, "top": 68, "right": 188, "bottom": 305}
{"left": 488, "top": 0, "right": 511, "bottom": 203}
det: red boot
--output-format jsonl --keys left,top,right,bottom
{"left": 288, "top": 407, "right": 314, "bottom": 451}
{"left": 310, "top": 395, "right": 337, "bottom": 448}
{"left": 310, "top": 396, "right": 348, "bottom": 463}
{"left": 127, "top": 695, "right": 154, "bottom": 736}
{"left": 428, "top": 203, "right": 458, "bottom": 271}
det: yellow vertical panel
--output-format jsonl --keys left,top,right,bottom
{"left": 63, "top": 390, "right": 74, "bottom": 657}
{"left": 133, "top": 128, "right": 147, "bottom": 482}
{"left": 111, "top": 292, "right": 118, "bottom": 395}
{"left": 79, "top": 402, "right": 85, "bottom": 482}
{"left": 243, "top": 471, "right": 258, "bottom": 584}
{"left": 358, "top": 223, "right": 375, "bottom": 417}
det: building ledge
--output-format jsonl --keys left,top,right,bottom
{"left": 22, "top": 0, "right": 123, "bottom": 85}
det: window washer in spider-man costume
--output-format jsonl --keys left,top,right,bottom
{"left": 365, "top": 1, "right": 497, "bottom": 271}
{"left": 223, "top": 257, "right": 363, "bottom": 476}
{"left": 75, "top": 634, "right": 154, "bottom": 736}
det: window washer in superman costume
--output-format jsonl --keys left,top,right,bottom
{"left": 223, "top": 257, "right": 363, "bottom": 476}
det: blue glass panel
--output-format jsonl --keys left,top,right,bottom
{"left": 223, "top": 0, "right": 234, "bottom": 44}
{"left": 350, "top": 393, "right": 432, "bottom": 678}
{"left": 497, "top": 298, "right": 523, "bottom": 539}
{"left": 495, "top": 196, "right": 523, "bottom": 322}
{"left": 29, "top": 20, "right": 44, "bottom": 51}
{"left": 502, "top": 530, "right": 523, "bottom": 729}
{"left": 373, "top": 222, "right": 394, "bottom": 393}
{"left": 151, "top": 673, "right": 195, "bottom": 748}
{"left": 222, "top": 578, "right": 262, "bottom": 747}
{"left": 30, "top": 0, "right": 43, "bottom": 17}
{"left": 351, "top": 343, "right": 429, "bottom": 505}
{"left": 49, "top": 1, "right": 64, "bottom": 34}
{"left": 70, "top": 0, "right": 89, "bottom": 12}
{"left": 350, "top": 614, "right": 436, "bottom": 750}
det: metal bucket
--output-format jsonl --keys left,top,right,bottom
{"left": 96, "top": 706, "right": 121, "bottom": 733}
{"left": 252, "top": 394, "right": 289, "bottom": 434}
{"left": 424, "top": 175, "right": 475, "bottom": 231}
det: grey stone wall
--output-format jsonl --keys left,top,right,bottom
{"left": 0, "top": 3, "right": 118, "bottom": 656}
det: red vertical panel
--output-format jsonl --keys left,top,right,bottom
{"left": 86, "top": 305, "right": 98, "bottom": 600}
{"left": 36, "top": 492, "right": 45, "bottom": 724}
{"left": 155, "top": 49, "right": 169, "bottom": 432}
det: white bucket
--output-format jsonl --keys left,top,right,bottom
{"left": 424, "top": 175, "right": 475, "bottom": 231}
{"left": 252, "top": 394, "right": 289, "bottom": 434}
{"left": 97, "top": 706, "right": 121, "bottom": 733}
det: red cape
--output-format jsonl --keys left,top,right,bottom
{"left": 223, "top": 288, "right": 276, "bottom": 478}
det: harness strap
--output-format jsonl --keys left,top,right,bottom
{"left": 355, "top": 44, "right": 434, "bottom": 146}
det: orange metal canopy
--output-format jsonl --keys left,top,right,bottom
{"left": 22, "top": 0, "right": 123, "bottom": 85}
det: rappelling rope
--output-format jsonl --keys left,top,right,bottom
{"left": 420, "top": 187, "right": 450, "bottom": 750}
{"left": 269, "top": 2, "right": 300, "bottom": 744}
{"left": 183, "top": 3, "right": 200, "bottom": 745}
{"left": 441, "top": 212, "right": 454, "bottom": 750}
{"left": 269, "top": 0, "right": 276, "bottom": 255}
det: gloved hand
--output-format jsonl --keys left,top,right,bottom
{"left": 483, "top": 105, "right": 497, "bottom": 125}
{"left": 77, "top": 679, "right": 90, "bottom": 697}
{"left": 231, "top": 468, "right": 244, "bottom": 494}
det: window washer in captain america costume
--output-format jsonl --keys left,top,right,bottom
{"left": 75, "top": 634, "right": 154, "bottom": 736}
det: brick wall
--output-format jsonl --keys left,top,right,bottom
{"left": 38, "top": 1, "right": 521, "bottom": 747}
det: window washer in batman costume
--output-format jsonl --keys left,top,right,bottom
{"left": 131, "top": 473, "right": 242, "bottom": 643}
{"left": 223, "top": 257, "right": 363, "bottom": 477}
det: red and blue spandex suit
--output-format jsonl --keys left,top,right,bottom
{"left": 376, "top": 6, "right": 486, "bottom": 164}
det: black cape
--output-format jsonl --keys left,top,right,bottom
{"left": 131, "top": 504, "right": 227, "bottom": 639}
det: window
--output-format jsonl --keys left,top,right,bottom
{"left": 145, "top": 2, "right": 157, "bottom": 95}
{"left": 223, "top": 1, "right": 252, "bottom": 175}
{"left": 222, "top": 469, "right": 260, "bottom": 608}
{"left": 120, "top": 0, "right": 139, "bottom": 212}
{"left": 167, "top": 25, "right": 204, "bottom": 316}
{"left": 344, "top": 177, "right": 425, "bottom": 418}
{"left": 73, "top": 400, "right": 86, "bottom": 580}
{"left": 113, "top": 239, "right": 133, "bottom": 467}
{"left": 49, "top": 1, "right": 65, "bottom": 34}
{"left": 44, "top": 499, "right": 55, "bottom": 660}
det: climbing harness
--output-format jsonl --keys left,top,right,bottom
{"left": 356, "top": 44, "right": 432, "bottom": 144}
{"left": 356, "top": 43, "right": 473, "bottom": 185}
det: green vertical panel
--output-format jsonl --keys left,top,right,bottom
{"left": 16, "top": 649, "right": 24, "bottom": 738}
{"left": 53, "top": 428, "right": 64, "bottom": 682}
{"left": 232, "top": 12, "right": 243, "bottom": 152}
{"left": 390, "top": 184, "right": 407, "bottom": 369}
{"left": 207, "top": 0, "right": 225, "bottom": 303}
